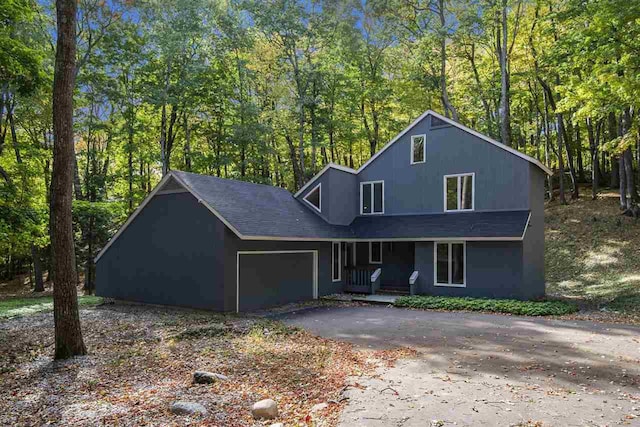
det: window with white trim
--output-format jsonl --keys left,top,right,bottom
{"left": 303, "top": 183, "right": 321, "bottom": 212}
{"left": 434, "top": 242, "right": 466, "bottom": 287}
{"left": 369, "top": 241, "right": 382, "bottom": 264}
{"left": 444, "top": 173, "right": 474, "bottom": 212}
{"left": 332, "top": 242, "right": 341, "bottom": 282}
{"left": 410, "top": 134, "right": 426, "bottom": 164}
{"left": 361, "top": 181, "right": 384, "bottom": 214}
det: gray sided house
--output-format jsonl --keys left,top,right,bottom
{"left": 96, "top": 110, "right": 551, "bottom": 312}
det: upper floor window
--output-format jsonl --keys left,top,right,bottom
{"left": 444, "top": 173, "right": 474, "bottom": 212}
{"left": 360, "top": 181, "right": 384, "bottom": 215}
{"left": 411, "top": 134, "right": 426, "bottom": 164}
{"left": 303, "top": 183, "right": 321, "bottom": 212}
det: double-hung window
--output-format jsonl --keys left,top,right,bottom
{"left": 360, "top": 181, "right": 384, "bottom": 214}
{"left": 444, "top": 173, "right": 474, "bottom": 212}
{"left": 410, "top": 134, "right": 426, "bottom": 164}
{"left": 434, "top": 242, "right": 466, "bottom": 287}
{"left": 332, "top": 242, "right": 341, "bottom": 282}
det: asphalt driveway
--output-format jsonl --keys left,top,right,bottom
{"left": 281, "top": 305, "right": 640, "bottom": 426}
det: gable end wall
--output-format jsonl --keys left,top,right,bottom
{"left": 357, "top": 115, "right": 532, "bottom": 215}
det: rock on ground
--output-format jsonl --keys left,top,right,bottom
{"left": 310, "top": 402, "right": 329, "bottom": 413}
{"left": 193, "top": 370, "right": 228, "bottom": 384}
{"left": 252, "top": 399, "right": 278, "bottom": 419}
{"left": 170, "top": 401, "right": 207, "bottom": 416}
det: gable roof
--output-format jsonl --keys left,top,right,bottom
{"left": 95, "top": 169, "right": 533, "bottom": 262}
{"left": 292, "top": 111, "right": 551, "bottom": 200}
{"left": 293, "top": 162, "right": 356, "bottom": 198}
{"left": 171, "top": 171, "right": 352, "bottom": 240}
{"left": 357, "top": 110, "right": 552, "bottom": 175}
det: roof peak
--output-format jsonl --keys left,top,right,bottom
{"left": 171, "top": 170, "right": 292, "bottom": 193}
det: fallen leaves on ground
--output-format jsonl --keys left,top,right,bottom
{"left": 0, "top": 303, "right": 404, "bottom": 426}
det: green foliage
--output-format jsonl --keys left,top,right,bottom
{"left": 2, "top": 0, "right": 640, "bottom": 284}
{"left": 394, "top": 295, "right": 578, "bottom": 316}
{"left": 606, "top": 295, "right": 640, "bottom": 313}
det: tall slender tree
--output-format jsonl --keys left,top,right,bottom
{"left": 51, "top": 0, "right": 86, "bottom": 359}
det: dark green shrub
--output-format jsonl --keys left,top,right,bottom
{"left": 394, "top": 295, "right": 577, "bottom": 316}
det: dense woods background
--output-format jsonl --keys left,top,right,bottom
{"left": 1, "top": 0, "right": 639, "bottom": 293}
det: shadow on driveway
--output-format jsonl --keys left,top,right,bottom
{"left": 280, "top": 305, "right": 640, "bottom": 426}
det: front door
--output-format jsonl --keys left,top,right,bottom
{"left": 343, "top": 242, "right": 355, "bottom": 268}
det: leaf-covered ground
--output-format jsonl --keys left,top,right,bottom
{"left": 0, "top": 302, "right": 406, "bottom": 426}
{"left": 545, "top": 189, "right": 640, "bottom": 323}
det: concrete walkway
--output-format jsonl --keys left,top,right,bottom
{"left": 280, "top": 305, "right": 640, "bottom": 426}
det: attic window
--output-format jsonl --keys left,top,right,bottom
{"left": 411, "top": 134, "right": 426, "bottom": 164}
{"left": 303, "top": 183, "right": 321, "bottom": 212}
{"left": 431, "top": 115, "right": 449, "bottom": 128}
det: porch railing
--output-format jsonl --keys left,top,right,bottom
{"left": 409, "top": 271, "right": 419, "bottom": 295}
{"left": 344, "top": 265, "right": 379, "bottom": 294}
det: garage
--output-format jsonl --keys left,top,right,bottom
{"left": 236, "top": 251, "right": 318, "bottom": 312}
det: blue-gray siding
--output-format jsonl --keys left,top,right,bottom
{"left": 297, "top": 167, "right": 358, "bottom": 225}
{"left": 358, "top": 115, "right": 532, "bottom": 214}
{"left": 96, "top": 192, "right": 226, "bottom": 310}
{"left": 221, "top": 227, "right": 339, "bottom": 311}
{"left": 413, "top": 241, "right": 532, "bottom": 299}
{"left": 238, "top": 252, "right": 314, "bottom": 311}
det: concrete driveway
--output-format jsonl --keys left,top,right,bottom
{"left": 280, "top": 305, "right": 640, "bottom": 426}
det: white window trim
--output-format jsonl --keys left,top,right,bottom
{"left": 332, "top": 242, "right": 341, "bottom": 282}
{"left": 369, "top": 241, "right": 383, "bottom": 264}
{"left": 360, "top": 180, "right": 385, "bottom": 215}
{"left": 303, "top": 182, "right": 322, "bottom": 213}
{"left": 443, "top": 173, "right": 475, "bottom": 212}
{"left": 433, "top": 241, "right": 466, "bottom": 287}
{"left": 343, "top": 242, "right": 356, "bottom": 266}
{"left": 410, "top": 134, "right": 426, "bottom": 165}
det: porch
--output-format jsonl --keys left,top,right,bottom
{"left": 338, "top": 241, "right": 419, "bottom": 296}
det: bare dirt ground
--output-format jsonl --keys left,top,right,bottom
{"left": 281, "top": 305, "right": 640, "bottom": 426}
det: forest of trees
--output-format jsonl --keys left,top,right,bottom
{"left": 2, "top": 0, "right": 639, "bottom": 294}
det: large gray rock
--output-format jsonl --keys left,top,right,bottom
{"left": 193, "top": 371, "right": 228, "bottom": 384}
{"left": 311, "top": 402, "right": 329, "bottom": 413}
{"left": 170, "top": 401, "right": 207, "bottom": 416}
{"left": 251, "top": 399, "right": 278, "bottom": 419}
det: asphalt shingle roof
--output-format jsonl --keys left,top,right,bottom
{"left": 349, "top": 210, "right": 530, "bottom": 239}
{"left": 173, "top": 171, "right": 353, "bottom": 239}
{"left": 173, "top": 171, "right": 529, "bottom": 240}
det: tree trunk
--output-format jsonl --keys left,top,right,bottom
{"left": 621, "top": 109, "right": 638, "bottom": 212}
{"left": 437, "top": 0, "right": 458, "bottom": 121}
{"left": 542, "top": 90, "right": 554, "bottom": 200}
{"left": 562, "top": 117, "right": 579, "bottom": 199}
{"left": 556, "top": 114, "right": 567, "bottom": 204}
{"left": 619, "top": 155, "right": 627, "bottom": 210}
{"left": 498, "top": 0, "right": 511, "bottom": 147}
{"left": 52, "top": 0, "right": 86, "bottom": 359}
{"left": 586, "top": 117, "right": 599, "bottom": 200}
{"left": 31, "top": 245, "right": 44, "bottom": 292}
{"left": 127, "top": 124, "right": 134, "bottom": 213}
{"left": 608, "top": 112, "right": 619, "bottom": 188}
{"left": 576, "top": 125, "right": 585, "bottom": 182}
{"left": 183, "top": 113, "right": 191, "bottom": 172}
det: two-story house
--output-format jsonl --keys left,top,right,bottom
{"left": 96, "top": 110, "right": 551, "bottom": 312}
